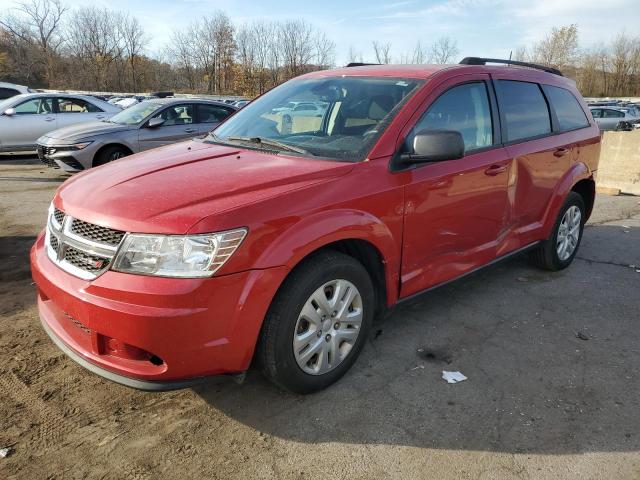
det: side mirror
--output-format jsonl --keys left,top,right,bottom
{"left": 4, "top": 108, "right": 15, "bottom": 116}
{"left": 401, "top": 129, "right": 465, "bottom": 163}
{"left": 146, "top": 117, "right": 165, "bottom": 128}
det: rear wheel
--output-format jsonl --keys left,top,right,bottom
{"left": 93, "top": 146, "right": 129, "bottom": 167}
{"left": 257, "top": 251, "right": 374, "bottom": 393}
{"left": 530, "top": 191, "right": 585, "bottom": 271}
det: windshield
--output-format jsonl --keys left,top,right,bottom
{"left": 211, "top": 76, "right": 423, "bottom": 161}
{"left": 108, "top": 101, "right": 164, "bottom": 125}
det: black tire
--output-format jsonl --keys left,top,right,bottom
{"left": 257, "top": 251, "right": 374, "bottom": 394}
{"left": 93, "top": 146, "right": 129, "bottom": 167}
{"left": 529, "top": 191, "right": 585, "bottom": 271}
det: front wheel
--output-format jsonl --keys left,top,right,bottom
{"left": 257, "top": 251, "right": 374, "bottom": 394}
{"left": 93, "top": 146, "right": 129, "bottom": 167}
{"left": 530, "top": 191, "right": 585, "bottom": 271}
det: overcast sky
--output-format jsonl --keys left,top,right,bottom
{"left": 1, "top": 0, "right": 638, "bottom": 64}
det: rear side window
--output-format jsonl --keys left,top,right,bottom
{"left": 545, "top": 86, "right": 589, "bottom": 131}
{"left": 198, "top": 104, "right": 234, "bottom": 124}
{"left": 409, "top": 82, "right": 493, "bottom": 152}
{"left": 0, "top": 88, "right": 20, "bottom": 100}
{"left": 497, "top": 80, "right": 551, "bottom": 142}
{"left": 603, "top": 109, "right": 624, "bottom": 118}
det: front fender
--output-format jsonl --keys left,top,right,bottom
{"left": 253, "top": 208, "right": 401, "bottom": 305}
{"left": 541, "top": 161, "right": 592, "bottom": 238}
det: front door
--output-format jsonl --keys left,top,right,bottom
{"left": 138, "top": 104, "right": 198, "bottom": 151}
{"left": 399, "top": 75, "right": 512, "bottom": 298}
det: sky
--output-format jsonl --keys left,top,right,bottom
{"left": 1, "top": 0, "right": 639, "bottom": 64}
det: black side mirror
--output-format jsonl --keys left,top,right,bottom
{"left": 401, "top": 129, "right": 465, "bottom": 163}
{"left": 147, "top": 117, "right": 165, "bottom": 128}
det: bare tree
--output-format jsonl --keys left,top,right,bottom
{"left": 0, "top": 0, "right": 67, "bottom": 86}
{"left": 347, "top": 45, "right": 363, "bottom": 64}
{"left": 279, "top": 19, "right": 315, "bottom": 78}
{"left": 532, "top": 24, "right": 578, "bottom": 70}
{"left": 120, "top": 14, "right": 147, "bottom": 92}
{"left": 314, "top": 31, "right": 335, "bottom": 68}
{"left": 429, "top": 37, "right": 459, "bottom": 64}
{"left": 372, "top": 41, "right": 391, "bottom": 64}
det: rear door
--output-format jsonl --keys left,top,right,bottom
{"left": 2, "top": 97, "right": 57, "bottom": 150}
{"left": 399, "top": 75, "right": 512, "bottom": 297}
{"left": 195, "top": 103, "right": 235, "bottom": 135}
{"left": 138, "top": 104, "right": 197, "bottom": 150}
{"left": 55, "top": 97, "right": 108, "bottom": 128}
{"left": 493, "top": 78, "right": 586, "bottom": 246}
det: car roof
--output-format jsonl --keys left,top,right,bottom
{"left": 301, "top": 63, "right": 576, "bottom": 88}
{"left": 143, "top": 97, "right": 237, "bottom": 108}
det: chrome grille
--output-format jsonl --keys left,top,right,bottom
{"left": 64, "top": 246, "right": 111, "bottom": 273}
{"left": 53, "top": 208, "right": 65, "bottom": 226}
{"left": 46, "top": 206, "right": 125, "bottom": 280}
{"left": 70, "top": 218, "right": 125, "bottom": 246}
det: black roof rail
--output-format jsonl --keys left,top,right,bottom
{"left": 459, "top": 57, "right": 563, "bottom": 77}
{"left": 345, "top": 62, "right": 380, "bottom": 67}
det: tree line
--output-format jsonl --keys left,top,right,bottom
{"left": 0, "top": 1, "right": 638, "bottom": 98}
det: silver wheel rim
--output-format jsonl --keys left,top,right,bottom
{"left": 110, "top": 152, "right": 124, "bottom": 161}
{"left": 293, "top": 279, "right": 363, "bottom": 376}
{"left": 556, "top": 205, "right": 582, "bottom": 261}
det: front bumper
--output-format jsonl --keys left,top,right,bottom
{"left": 37, "top": 143, "right": 95, "bottom": 172}
{"left": 30, "top": 232, "right": 288, "bottom": 389}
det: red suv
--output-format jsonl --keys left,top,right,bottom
{"left": 31, "top": 58, "right": 600, "bottom": 393}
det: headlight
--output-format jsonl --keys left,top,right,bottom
{"left": 112, "top": 229, "right": 247, "bottom": 278}
{"left": 51, "top": 141, "right": 93, "bottom": 152}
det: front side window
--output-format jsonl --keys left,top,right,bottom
{"left": 212, "top": 76, "right": 423, "bottom": 161}
{"left": 545, "top": 86, "right": 589, "bottom": 131}
{"left": 497, "top": 80, "right": 551, "bottom": 142}
{"left": 408, "top": 82, "right": 493, "bottom": 152}
{"left": 590, "top": 109, "right": 603, "bottom": 118}
{"left": 154, "top": 104, "right": 194, "bottom": 126}
{"left": 57, "top": 98, "right": 102, "bottom": 113}
{"left": 14, "top": 98, "right": 54, "bottom": 115}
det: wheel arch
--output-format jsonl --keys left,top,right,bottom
{"left": 253, "top": 209, "right": 401, "bottom": 310}
{"left": 541, "top": 162, "right": 594, "bottom": 238}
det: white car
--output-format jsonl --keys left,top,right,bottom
{"left": 114, "top": 97, "right": 139, "bottom": 109}
{"left": 0, "top": 82, "right": 31, "bottom": 100}
{"left": 589, "top": 107, "right": 640, "bottom": 131}
{"left": 0, "top": 93, "right": 120, "bottom": 153}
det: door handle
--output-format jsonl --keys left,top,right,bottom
{"left": 484, "top": 164, "right": 507, "bottom": 176}
{"left": 45, "top": 117, "right": 55, "bottom": 122}
{"left": 96, "top": 115, "right": 105, "bottom": 119}
{"left": 185, "top": 128, "right": 197, "bottom": 133}
{"left": 553, "top": 147, "right": 570, "bottom": 157}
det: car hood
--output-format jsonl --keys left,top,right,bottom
{"left": 40, "top": 121, "right": 130, "bottom": 143}
{"left": 54, "top": 140, "right": 354, "bottom": 234}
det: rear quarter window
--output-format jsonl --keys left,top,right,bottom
{"left": 544, "top": 85, "right": 590, "bottom": 131}
{"left": 496, "top": 80, "right": 551, "bottom": 142}
{"left": 0, "top": 88, "right": 20, "bottom": 100}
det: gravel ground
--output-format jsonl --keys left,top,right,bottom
{"left": 1, "top": 157, "right": 639, "bottom": 480}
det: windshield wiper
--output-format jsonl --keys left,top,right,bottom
{"left": 226, "top": 136, "right": 313, "bottom": 156}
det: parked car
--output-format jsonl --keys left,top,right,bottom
{"left": 233, "top": 99, "right": 250, "bottom": 108}
{"left": 31, "top": 58, "right": 600, "bottom": 394}
{"left": 0, "top": 93, "right": 120, "bottom": 154}
{"left": 589, "top": 106, "right": 640, "bottom": 131}
{"left": 0, "top": 81, "right": 31, "bottom": 100}
{"left": 37, "top": 98, "right": 237, "bottom": 171}
{"left": 114, "top": 97, "right": 139, "bottom": 109}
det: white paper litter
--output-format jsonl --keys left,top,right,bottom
{"left": 0, "top": 447, "right": 12, "bottom": 458}
{"left": 442, "top": 371, "right": 467, "bottom": 384}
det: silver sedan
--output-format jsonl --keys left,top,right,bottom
{"left": 37, "top": 99, "right": 237, "bottom": 172}
{"left": 0, "top": 93, "right": 120, "bottom": 153}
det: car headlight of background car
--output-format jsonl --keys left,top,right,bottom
{"left": 112, "top": 229, "right": 247, "bottom": 278}
{"left": 49, "top": 141, "right": 94, "bottom": 152}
